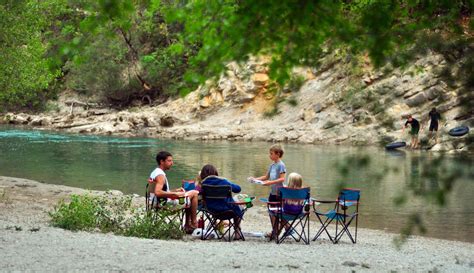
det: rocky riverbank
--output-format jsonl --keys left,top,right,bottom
{"left": 1, "top": 52, "right": 472, "bottom": 152}
{"left": 1, "top": 176, "right": 474, "bottom": 272}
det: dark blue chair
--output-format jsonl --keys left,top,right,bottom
{"left": 312, "top": 188, "right": 360, "bottom": 244}
{"left": 201, "top": 184, "right": 252, "bottom": 241}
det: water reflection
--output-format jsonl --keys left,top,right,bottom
{"left": 0, "top": 126, "right": 472, "bottom": 242}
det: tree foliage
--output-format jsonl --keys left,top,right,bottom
{"left": 0, "top": 0, "right": 62, "bottom": 111}
{"left": 0, "top": 0, "right": 471, "bottom": 108}
{"left": 167, "top": 0, "right": 472, "bottom": 92}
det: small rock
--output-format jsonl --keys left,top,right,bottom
{"left": 251, "top": 73, "right": 269, "bottom": 86}
{"left": 342, "top": 261, "right": 358, "bottom": 267}
{"left": 108, "top": 190, "right": 123, "bottom": 196}
{"left": 29, "top": 227, "right": 40, "bottom": 232}
{"left": 313, "top": 103, "right": 324, "bottom": 113}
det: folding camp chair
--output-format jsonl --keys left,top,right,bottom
{"left": 312, "top": 188, "right": 360, "bottom": 244}
{"left": 145, "top": 182, "right": 187, "bottom": 230}
{"left": 263, "top": 187, "right": 311, "bottom": 244}
{"left": 182, "top": 179, "right": 196, "bottom": 191}
{"left": 200, "top": 184, "right": 252, "bottom": 241}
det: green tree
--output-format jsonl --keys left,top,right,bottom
{"left": 55, "top": 0, "right": 198, "bottom": 105}
{"left": 0, "top": 0, "right": 62, "bottom": 111}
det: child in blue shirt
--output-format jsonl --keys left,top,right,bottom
{"left": 250, "top": 144, "right": 287, "bottom": 238}
{"left": 252, "top": 144, "right": 287, "bottom": 201}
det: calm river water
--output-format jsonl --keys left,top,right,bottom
{"left": 0, "top": 126, "right": 472, "bottom": 242}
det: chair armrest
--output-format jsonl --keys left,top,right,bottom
{"left": 229, "top": 201, "right": 248, "bottom": 205}
{"left": 311, "top": 198, "right": 337, "bottom": 204}
{"left": 259, "top": 197, "right": 279, "bottom": 205}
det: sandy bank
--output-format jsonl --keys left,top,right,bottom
{"left": 0, "top": 176, "right": 473, "bottom": 272}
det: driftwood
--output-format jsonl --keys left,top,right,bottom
{"left": 64, "top": 100, "right": 99, "bottom": 115}
{"left": 55, "top": 123, "right": 93, "bottom": 129}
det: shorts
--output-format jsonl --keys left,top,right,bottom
{"left": 268, "top": 194, "right": 281, "bottom": 203}
{"left": 410, "top": 127, "right": 419, "bottom": 136}
{"left": 167, "top": 198, "right": 190, "bottom": 206}
{"left": 429, "top": 122, "right": 438, "bottom": 132}
{"left": 149, "top": 195, "right": 189, "bottom": 207}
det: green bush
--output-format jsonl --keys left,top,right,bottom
{"left": 49, "top": 194, "right": 102, "bottom": 231}
{"left": 263, "top": 107, "right": 280, "bottom": 118}
{"left": 123, "top": 209, "right": 183, "bottom": 240}
{"left": 49, "top": 193, "right": 183, "bottom": 239}
{"left": 286, "top": 75, "right": 305, "bottom": 92}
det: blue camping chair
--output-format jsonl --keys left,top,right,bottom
{"left": 264, "top": 187, "right": 311, "bottom": 244}
{"left": 182, "top": 179, "right": 196, "bottom": 191}
{"left": 312, "top": 188, "right": 360, "bottom": 244}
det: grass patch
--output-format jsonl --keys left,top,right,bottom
{"left": 0, "top": 189, "right": 12, "bottom": 204}
{"left": 49, "top": 193, "right": 183, "bottom": 239}
{"left": 286, "top": 75, "right": 305, "bottom": 92}
{"left": 263, "top": 106, "right": 280, "bottom": 118}
{"left": 286, "top": 97, "right": 298, "bottom": 106}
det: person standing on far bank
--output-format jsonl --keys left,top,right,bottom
{"left": 427, "top": 107, "right": 442, "bottom": 144}
{"left": 403, "top": 115, "right": 421, "bottom": 149}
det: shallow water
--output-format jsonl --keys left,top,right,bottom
{"left": 0, "top": 126, "right": 473, "bottom": 242}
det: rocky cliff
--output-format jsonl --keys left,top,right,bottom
{"left": 2, "top": 50, "right": 473, "bottom": 152}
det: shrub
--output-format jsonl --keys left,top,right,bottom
{"left": 49, "top": 193, "right": 183, "bottom": 239}
{"left": 123, "top": 209, "right": 183, "bottom": 240}
{"left": 286, "top": 97, "right": 298, "bottom": 107}
{"left": 263, "top": 107, "right": 280, "bottom": 118}
{"left": 286, "top": 75, "right": 305, "bottom": 92}
{"left": 49, "top": 194, "right": 102, "bottom": 231}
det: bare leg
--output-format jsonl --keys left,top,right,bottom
{"left": 189, "top": 191, "right": 198, "bottom": 227}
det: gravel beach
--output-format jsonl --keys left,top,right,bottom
{"left": 1, "top": 176, "right": 473, "bottom": 272}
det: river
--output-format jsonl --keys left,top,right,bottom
{"left": 0, "top": 126, "right": 472, "bottom": 242}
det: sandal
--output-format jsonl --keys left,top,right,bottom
{"left": 264, "top": 231, "right": 275, "bottom": 240}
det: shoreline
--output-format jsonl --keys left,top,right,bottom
{"left": 1, "top": 176, "right": 473, "bottom": 272}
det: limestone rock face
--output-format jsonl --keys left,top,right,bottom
{"left": 3, "top": 49, "right": 470, "bottom": 152}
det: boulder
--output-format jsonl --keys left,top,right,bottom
{"left": 10, "top": 114, "right": 30, "bottom": 125}
{"left": 160, "top": 116, "right": 175, "bottom": 127}
{"left": 199, "top": 97, "right": 211, "bottom": 108}
{"left": 29, "top": 117, "right": 44, "bottom": 126}
{"left": 251, "top": 73, "right": 269, "bottom": 86}
{"left": 425, "top": 86, "right": 444, "bottom": 100}
{"left": 405, "top": 93, "right": 427, "bottom": 107}
{"left": 91, "top": 109, "right": 110, "bottom": 115}
{"left": 313, "top": 103, "right": 325, "bottom": 113}
{"left": 403, "top": 86, "right": 424, "bottom": 99}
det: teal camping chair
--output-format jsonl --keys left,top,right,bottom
{"left": 312, "top": 188, "right": 360, "bottom": 244}
{"left": 264, "top": 187, "right": 311, "bottom": 244}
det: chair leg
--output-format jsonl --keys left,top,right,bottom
{"left": 334, "top": 216, "right": 356, "bottom": 243}
{"left": 312, "top": 214, "right": 334, "bottom": 243}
